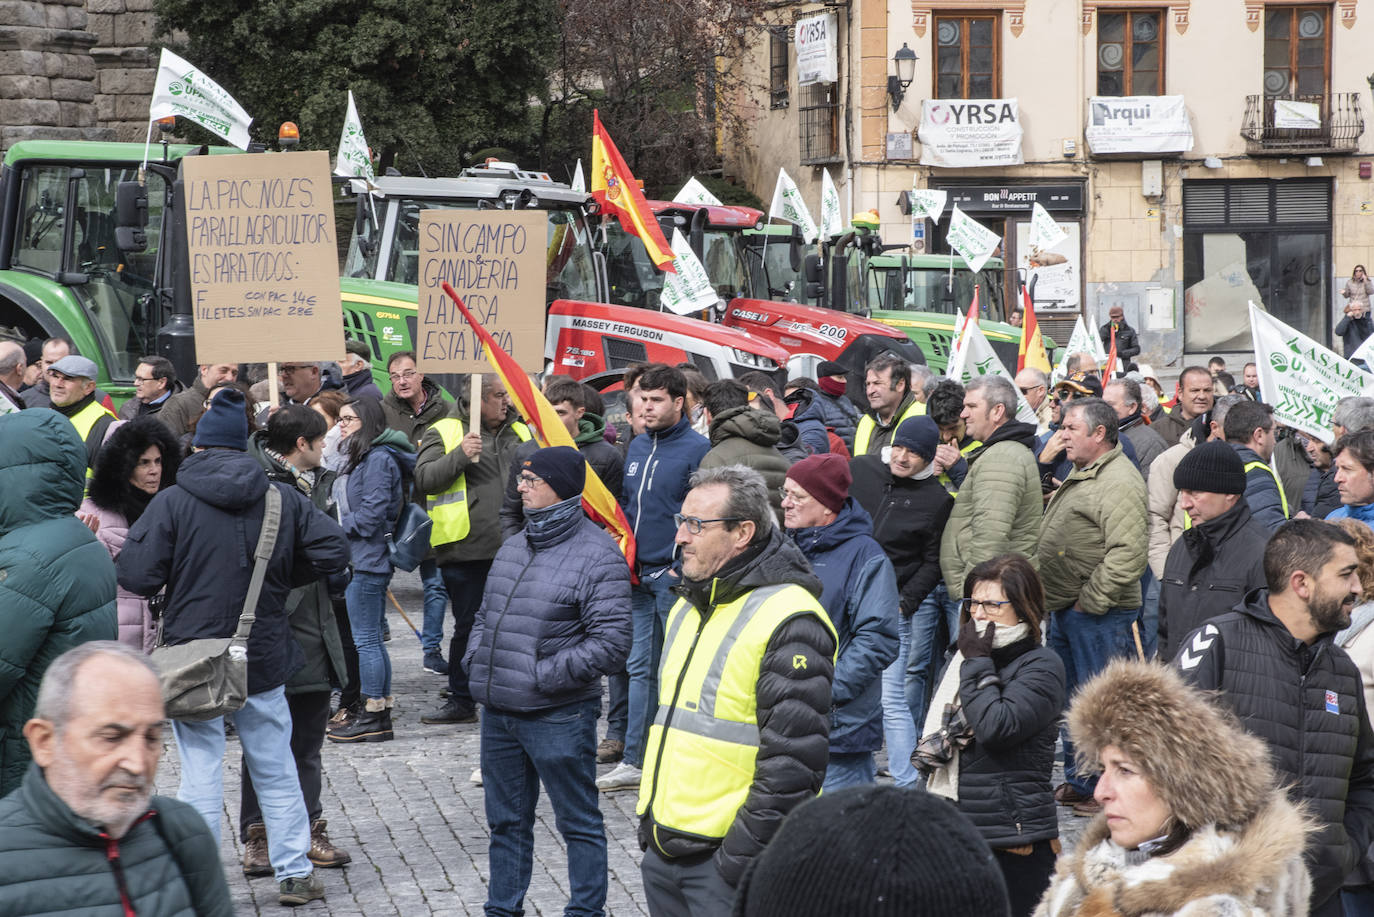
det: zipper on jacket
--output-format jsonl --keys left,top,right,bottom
{"left": 644, "top": 605, "right": 711, "bottom": 848}
{"left": 633, "top": 433, "right": 660, "bottom": 538}
{"left": 483, "top": 555, "right": 537, "bottom": 701}
{"left": 104, "top": 835, "right": 137, "bottom": 917}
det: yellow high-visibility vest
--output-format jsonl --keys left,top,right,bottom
{"left": 854, "top": 399, "right": 925, "bottom": 456}
{"left": 67, "top": 398, "right": 117, "bottom": 479}
{"left": 425, "top": 417, "right": 531, "bottom": 546}
{"left": 1244, "top": 460, "right": 1291, "bottom": 519}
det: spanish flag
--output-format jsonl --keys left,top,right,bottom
{"left": 591, "top": 110, "right": 675, "bottom": 271}
{"left": 1017, "top": 286, "right": 1051, "bottom": 373}
{"left": 1103, "top": 325, "right": 1118, "bottom": 379}
{"left": 439, "top": 282, "right": 637, "bottom": 573}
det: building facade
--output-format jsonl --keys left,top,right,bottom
{"left": 721, "top": 0, "right": 1374, "bottom": 372}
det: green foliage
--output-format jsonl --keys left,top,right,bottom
{"left": 152, "top": 0, "right": 557, "bottom": 176}
{"left": 698, "top": 176, "right": 764, "bottom": 210}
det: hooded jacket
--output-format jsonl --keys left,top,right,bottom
{"left": 700, "top": 406, "right": 791, "bottom": 521}
{"left": 1158, "top": 500, "right": 1268, "bottom": 659}
{"left": 335, "top": 428, "right": 413, "bottom": 574}
{"left": 0, "top": 410, "right": 117, "bottom": 795}
{"left": 623, "top": 413, "right": 710, "bottom": 569}
{"left": 638, "top": 527, "right": 836, "bottom": 888}
{"left": 118, "top": 448, "right": 351, "bottom": 695}
{"left": 939, "top": 420, "right": 1043, "bottom": 602}
{"left": 788, "top": 499, "right": 899, "bottom": 753}
{"left": 783, "top": 388, "right": 830, "bottom": 457}
{"left": 1174, "top": 592, "right": 1374, "bottom": 909}
{"left": 0, "top": 763, "right": 233, "bottom": 917}
{"left": 498, "top": 411, "right": 625, "bottom": 539}
{"left": 82, "top": 417, "right": 182, "bottom": 653}
{"left": 848, "top": 454, "right": 953, "bottom": 614}
{"left": 382, "top": 377, "right": 449, "bottom": 510}
{"left": 464, "top": 499, "right": 632, "bottom": 713}
{"left": 1231, "top": 443, "right": 1288, "bottom": 531}
{"left": 813, "top": 388, "right": 859, "bottom": 447}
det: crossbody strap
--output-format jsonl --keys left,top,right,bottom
{"left": 232, "top": 486, "right": 282, "bottom": 644}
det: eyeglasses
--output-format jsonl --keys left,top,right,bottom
{"left": 389, "top": 370, "right": 418, "bottom": 383}
{"left": 337, "top": 415, "right": 360, "bottom": 427}
{"left": 134, "top": 374, "right": 156, "bottom": 383}
{"left": 1018, "top": 385, "right": 1043, "bottom": 395}
{"left": 673, "top": 513, "right": 743, "bottom": 535}
{"left": 516, "top": 473, "right": 546, "bottom": 489}
{"left": 779, "top": 489, "right": 811, "bottom": 505}
{"left": 962, "top": 598, "right": 1015, "bottom": 614}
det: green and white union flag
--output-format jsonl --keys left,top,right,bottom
{"left": 820, "top": 170, "right": 843, "bottom": 241}
{"left": 769, "top": 168, "right": 818, "bottom": 244}
{"left": 946, "top": 205, "right": 1000, "bottom": 274}
{"left": 673, "top": 176, "right": 721, "bottom": 207}
{"left": 660, "top": 229, "right": 719, "bottom": 316}
{"left": 148, "top": 48, "right": 253, "bottom": 150}
{"left": 908, "top": 187, "right": 948, "bottom": 223}
{"left": 334, "top": 90, "right": 375, "bottom": 181}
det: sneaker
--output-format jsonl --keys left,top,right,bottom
{"left": 242, "top": 823, "right": 272, "bottom": 877}
{"left": 470, "top": 766, "right": 483, "bottom": 786}
{"left": 420, "top": 699, "right": 478, "bottom": 725}
{"left": 308, "top": 819, "right": 351, "bottom": 869}
{"left": 596, "top": 761, "right": 642, "bottom": 792}
{"left": 278, "top": 873, "right": 325, "bottom": 906}
{"left": 596, "top": 738, "right": 625, "bottom": 764}
{"left": 422, "top": 652, "right": 449, "bottom": 676}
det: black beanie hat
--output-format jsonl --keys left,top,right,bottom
{"left": 892, "top": 415, "right": 939, "bottom": 463}
{"left": 192, "top": 388, "right": 249, "bottom": 451}
{"left": 524, "top": 445, "right": 585, "bottom": 501}
{"left": 733, "top": 785, "right": 1011, "bottom": 917}
{"left": 1173, "top": 440, "right": 1247, "bottom": 495}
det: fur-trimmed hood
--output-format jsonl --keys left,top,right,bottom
{"left": 1069, "top": 660, "right": 1275, "bottom": 830}
{"left": 87, "top": 416, "right": 181, "bottom": 524}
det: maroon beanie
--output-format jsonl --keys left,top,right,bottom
{"left": 786, "top": 453, "right": 852, "bottom": 514}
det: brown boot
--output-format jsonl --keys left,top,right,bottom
{"left": 309, "top": 818, "right": 352, "bottom": 868}
{"left": 242, "top": 823, "right": 272, "bottom": 877}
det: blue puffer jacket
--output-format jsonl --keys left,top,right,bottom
{"left": 464, "top": 499, "right": 632, "bottom": 713}
{"left": 1327, "top": 501, "right": 1374, "bottom": 525}
{"left": 334, "top": 431, "right": 412, "bottom": 574}
{"left": 813, "top": 389, "right": 860, "bottom": 448}
{"left": 624, "top": 415, "right": 710, "bottom": 569}
{"left": 0, "top": 410, "right": 117, "bottom": 796}
{"left": 788, "top": 499, "right": 899, "bottom": 753}
{"left": 784, "top": 388, "right": 831, "bottom": 456}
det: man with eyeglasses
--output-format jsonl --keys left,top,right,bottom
{"left": 635, "top": 464, "right": 836, "bottom": 912}
{"left": 159, "top": 362, "right": 239, "bottom": 436}
{"left": 119, "top": 355, "right": 181, "bottom": 420}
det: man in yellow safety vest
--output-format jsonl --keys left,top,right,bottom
{"left": 46, "top": 355, "right": 116, "bottom": 474}
{"left": 1223, "top": 399, "right": 1290, "bottom": 532}
{"left": 853, "top": 351, "right": 923, "bottom": 456}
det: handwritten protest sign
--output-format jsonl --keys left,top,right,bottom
{"left": 416, "top": 210, "right": 546, "bottom": 373}
{"left": 182, "top": 150, "right": 344, "bottom": 363}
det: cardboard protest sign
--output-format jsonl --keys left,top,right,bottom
{"left": 182, "top": 150, "right": 344, "bottom": 363}
{"left": 1250, "top": 302, "right": 1374, "bottom": 444}
{"left": 416, "top": 210, "right": 546, "bottom": 373}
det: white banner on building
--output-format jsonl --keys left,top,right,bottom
{"left": 795, "top": 12, "right": 838, "bottom": 85}
{"left": 819, "top": 170, "right": 843, "bottom": 240}
{"left": 148, "top": 48, "right": 253, "bottom": 150}
{"left": 1085, "top": 96, "right": 1194, "bottom": 154}
{"left": 769, "top": 167, "right": 819, "bottom": 244}
{"left": 660, "top": 230, "right": 719, "bottom": 316}
{"left": 334, "top": 90, "right": 375, "bottom": 181}
{"left": 1250, "top": 302, "right": 1374, "bottom": 444}
{"left": 673, "top": 176, "right": 721, "bottom": 206}
{"left": 946, "top": 205, "right": 1001, "bottom": 274}
{"left": 1273, "top": 99, "right": 1322, "bottom": 130}
{"left": 909, "top": 186, "right": 947, "bottom": 223}
{"left": 918, "top": 98, "right": 1023, "bottom": 168}
{"left": 947, "top": 318, "right": 1038, "bottom": 425}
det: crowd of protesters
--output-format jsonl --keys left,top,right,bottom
{"left": 8, "top": 332, "right": 1374, "bottom": 916}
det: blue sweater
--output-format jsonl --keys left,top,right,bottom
{"left": 624, "top": 414, "right": 710, "bottom": 569}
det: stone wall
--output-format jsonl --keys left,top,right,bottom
{"left": 86, "top": 0, "right": 157, "bottom": 143}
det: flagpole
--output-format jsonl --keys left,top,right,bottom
{"left": 140, "top": 118, "right": 155, "bottom": 172}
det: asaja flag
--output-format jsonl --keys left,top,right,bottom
{"left": 1028, "top": 202, "right": 1068, "bottom": 252}
{"left": 819, "top": 169, "right": 843, "bottom": 241}
{"left": 673, "top": 176, "right": 721, "bottom": 206}
{"left": 946, "top": 205, "right": 1000, "bottom": 274}
{"left": 947, "top": 314, "right": 1038, "bottom": 426}
{"left": 1017, "top": 286, "right": 1051, "bottom": 373}
{"left": 591, "top": 110, "right": 675, "bottom": 271}
{"left": 149, "top": 48, "right": 253, "bottom": 150}
{"left": 769, "top": 168, "right": 818, "bottom": 244}
{"left": 334, "top": 90, "right": 374, "bottom": 181}
{"left": 1052, "top": 315, "right": 1096, "bottom": 383}
{"left": 660, "top": 229, "right": 718, "bottom": 315}
{"left": 571, "top": 159, "right": 585, "bottom": 193}
{"left": 908, "top": 186, "right": 948, "bottom": 223}
{"left": 439, "top": 281, "right": 637, "bottom": 570}
{"left": 1250, "top": 301, "right": 1374, "bottom": 444}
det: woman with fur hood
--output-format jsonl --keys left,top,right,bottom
{"left": 1035, "top": 660, "right": 1311, "bottom": 917}
{"left": 79, "top": 415, "right": 181, "bottom": 651}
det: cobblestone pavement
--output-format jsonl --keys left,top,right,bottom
{"left": 153, "top": 570, "right": 1087, "bottom": 915}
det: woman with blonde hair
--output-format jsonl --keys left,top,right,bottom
{"left": 1035, "top": 659, "right": 1310, "bottom": 917}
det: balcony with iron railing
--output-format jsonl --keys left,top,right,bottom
{"left": 1241, "top": 92, "right": 1364, "bottom": 155}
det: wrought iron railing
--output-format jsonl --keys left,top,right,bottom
{"left": 1241, "top": 92, "right": 1364, "bottom": 154}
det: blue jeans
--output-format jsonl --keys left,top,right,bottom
{"left": 419, "top": 557, "right": 449, "bottom": 655}
{"left": 625, "top": 567, "right": 679, "bottom": 769}
{"left": 1139, "top": 571, "right": 1160, "bottom": 660}
{"left": 1048, "top": 606, "right": 1140, "bottom": 793}
{"left": 906, "top": 583, "right": 961, "bottom": 727}
{"left": 172, "top": 686, "right": 311, "bottom": 881}
{"left": 882, "top": 613, "right": 919, "bottom": 787}
{"left": 481, "top": 700, "right": 607, "bottom": 917}
{"left": 823, "top": 751, "right": 876, "bottom": 792}
{"left": 347, "top": 569, "right": 394, "bottom": 699}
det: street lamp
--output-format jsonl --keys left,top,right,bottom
{"left": 888, "top": 44, "right": 918, "bottom": 111}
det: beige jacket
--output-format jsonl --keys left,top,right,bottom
{"left": 1147, "top": 430, "right": 1196, "bottom": 579}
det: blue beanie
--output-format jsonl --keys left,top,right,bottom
{"left": 524, "top": 445, "right": 585, "bottom": 500}
{"left": 892, "top": 415, "right": 939, "bottom": 463}
{"left": 193, "top": 388, "right": 249, "bottom": 450}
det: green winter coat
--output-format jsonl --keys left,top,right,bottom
{"left": 0, "top": 410, "right": 117, "bottom": 797}
{"left": 700, "top": 406, "right": 791, "bottom": 521}
{"left": 1037, "top": 444, "right": 1148, "bottom": 614}
{"left": 938, "top": 423, "right": 1044, "bottom": 602}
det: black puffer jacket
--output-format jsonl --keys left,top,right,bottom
{"left": 638, "top": 527, "right": 836, "bottom": 888}
{"left": 956, "top": 638, "right": 1065, "bottom": 848}
{"left": 848, "top": 455, "right": 953, "bottom": 614}
{"left": 1175, "top": 591, "right": 1374, "bottom": 910}
{"left": 1159, "top": 500, "right": 1269, "bottom": 659}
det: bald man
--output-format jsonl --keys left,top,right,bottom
{"left": 0, "top": 340, "right": 24, "bottom": 414}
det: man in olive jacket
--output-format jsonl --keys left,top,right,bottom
{"left": 1037, "top": 397, "right": 1147, "bottom": 811}
{"left": 939, "top": 375, "right": 1042, "bottom": 602}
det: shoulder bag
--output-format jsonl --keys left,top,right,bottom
{"left": 384, "top": 449, "right": 431, "bottom": 572}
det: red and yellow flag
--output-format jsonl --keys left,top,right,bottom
{"left": 1103, "top": 325, "right": 1118, "bottom": 379}
{"left": 591, "top": 110, "right": 675, "bottom": 272}
{"left": 440, "top": 281, "right": 637, "bottom": 572}
{"left": 1017, "top": 286, "right": 1051, "bottom": 373}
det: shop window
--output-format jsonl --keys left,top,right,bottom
{"left": 769, "top": 27, "right": 789, "bottom": 110}
{"left": 1264, "top": 5, "right": 1329, "bottom": 98}
{"left": 934, "top": 14, "right": 999, "bottom": 99}
{"left": 1097, "top": 10, "right": 1163, "bottom": 96}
